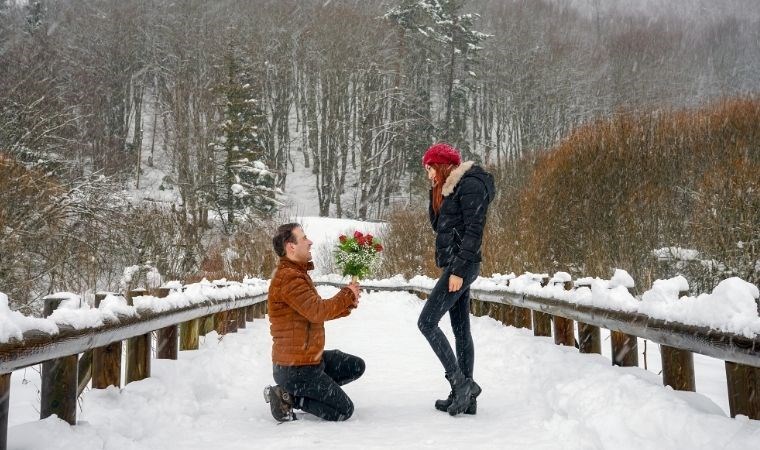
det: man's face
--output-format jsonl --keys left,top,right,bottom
{"left": 287, "top": 226, "right": 313, "bottom": 263}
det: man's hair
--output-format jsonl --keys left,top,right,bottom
{"left": 272, "top": 223, "right": 301, "bottom": 257}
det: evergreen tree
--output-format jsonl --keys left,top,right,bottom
{"left": 212, "top": 50, "right": 278, "bottom": 230}
{"left": 25, "top": 0, "right": 45, "bottom": 32}
{"left": 386, "top": 0, "right": 488, "bottom": 154}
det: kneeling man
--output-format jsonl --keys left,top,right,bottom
{"left": 264, "top": 223, "right": 364, "bottom": 422}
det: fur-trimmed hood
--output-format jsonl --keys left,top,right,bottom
{"left": 442, "top": 161, "right": 494, "bottom": 202}
{"left": 442, "top": 161, "right": 474, "bottom": 196}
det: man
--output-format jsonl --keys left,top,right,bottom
{"left": 264, "top": 223, "right": 364, "bottom": 422}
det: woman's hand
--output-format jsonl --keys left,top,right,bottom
{"left": 448, "top": 274, "right": 463, "bottom": 292}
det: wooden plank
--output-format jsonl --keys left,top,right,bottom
{"left": 92, "top": 293, "right": 121, "bottom": 389}
{"left": 532, "top": 311, "right": 552, "bottom": 337}
{"left": 40, "top": 355, "right": 78, "bottom": 424}
{"left": 611, "top": 331, "right": 639, "bottom": 367}
{"left": 578, "top": 322, "right": 602, "bottom": 354}
{"left": 180, "top": 319, "right": 200, "bottom": 351}
{"left": 726, "top": 362, "right": 760, "bottom": 419}
{"left": 155, "top": 288, "right": 178, "bottom": 360}
{"left": 40, "top": 297, "right": 77, "bottom": 425}
{"left": 554, "top": 317, "right": 575, "bottom": 347}
{"left": 660, "top": 290, "right": 695, "bottom": 391}
{"left": 661, "top": 346, "right": 696, "bottom": 391}
{"left": 514, "top": 306, "right": 532, "bottom": 329}
{"left": 199, "top": 315, "right": 214, "bottom": 336}
{"left": 92, "top": 341, "right": 121, "bottom": 389}
{"left": 126, "top": 290, "right": 150, "bottom": 384}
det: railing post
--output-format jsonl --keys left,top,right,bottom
{"left": 227, "top": 308, "right": 239, "bottom": 333}
{"left": 200, "top": 315, "right": 214, "bottom": 336}
{"left": 611, "top": 331, "right": 639, "bottom": 367}
{"left": 126, "top": 289, "right": 151, "bottom": 384}
{"left": 515, "top": 306, "right": 532, "bottom": 329}
{"left": 155, "top": 288, "right": 178, "bottom": 359}
{"left": 553, "top": 280, "right": 575, "bottom": 346}
{"left": 214, "top": 311, "right": 229, "bottom": 335}
{"left": 502, "top": 304, "right": 516, "bottom": 327}
{"left": 93, "top": 293, "right": 122, "bottom": 389}
{"left": 575, "top": 281, "right": 601, "bottom": 354}
{"left": 40, "top": 296, "right": 78, "bottom": 425}
{"left": 532, "top": 311, "right": 552, "bottom": 337}
{"left": 470, "top": 299, "right": 478, "bottom": 316}
{"left": 180, "top": 308, "right": 200, "bottom": 352}
{"left": 245, "top": 305, "right": 255, "bottom": 321}
{"left": 660, "top": 289, "right": 695, "bottom": 391}
{"left": 1, "top": 372, "right": 10, "bottom": 450}
{"left": 532, "top": 277, "right": 551, "bottom": 336}
{"left": 725, "top": 361, "right": 760, "bottom": 419}
{"left": 254, "top": 302, "right": 266, "bottom": 319}
{"left": 236, "top": 307, "right": 247, "bottom": 329}
{"left": 577, "top": 323, "right": 602, "bottom": 354}
{"left": 610, "top": 284, "right": 639, "bottom": 367}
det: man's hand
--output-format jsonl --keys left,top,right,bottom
{"left": 347, "top": 282, "right": 361, "bottom": 306}
{"left": 448, "top": 274, "right": 463, "bottom": 292}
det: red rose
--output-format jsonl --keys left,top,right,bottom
{"left": 357, "top": 236, "right": 366, "bottom": 246}
{"left": 353, "top": 231, "right": 363, "bottom": 239}
{"left": 374, "top": 244, "right": 383, "bottom": 252}
{"left": 339, "top": 235, "right": 347, "bottom": 243}
{"left": 365, "top": 234, "right": 373, "bottom": 242}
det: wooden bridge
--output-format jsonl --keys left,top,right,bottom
{"left": 1, "top": 276, "right": 759, "bottom": 449}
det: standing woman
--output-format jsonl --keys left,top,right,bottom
{"left": 418, "top": 142, "right": 495, "bottom": 416}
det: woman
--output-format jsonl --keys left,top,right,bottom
{"left": 417, "top": 142, "right": 495, "bottom": 416}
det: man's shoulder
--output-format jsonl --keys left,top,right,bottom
{"left": 273, "top": 265, "right": 310, "bottom": 285}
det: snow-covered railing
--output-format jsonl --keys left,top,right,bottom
{"left": 0, "top": 280, "right": 268, "bottom": 450}
{"left": 315, "top": 271, "right": 760, "bottom": 421}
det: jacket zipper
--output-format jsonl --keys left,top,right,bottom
{"left": 303, "top": 323, "right": 311, "bottom": 350}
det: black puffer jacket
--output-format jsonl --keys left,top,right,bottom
{"left": 429, "top": 161, "right": 495, "bottom": 277}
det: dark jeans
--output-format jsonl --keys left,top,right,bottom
{"left": 418, "top": 263, "right": 480, "bottom": 378}
{"left": 273, "top": 350, "right": 365, "bottom": 421}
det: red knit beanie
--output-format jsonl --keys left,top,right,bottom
{"left": 422, "top": 142, "right": 461, "bottom": 166}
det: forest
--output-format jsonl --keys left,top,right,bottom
{"left": 1, "top": 0, "right": 759, "bottom": 311}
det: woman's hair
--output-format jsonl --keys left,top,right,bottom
{"left": 272, "top": 223, "right": 301, "bottom": 257}
{"left": 429, "top": 163, "right": 456, "bottom": 214}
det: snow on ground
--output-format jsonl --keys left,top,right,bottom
{"left": 7, "top": 288, "right": 760, "bottom": 449}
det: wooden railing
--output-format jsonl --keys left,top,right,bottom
{"left": 317, "top": 278, "right": 760, "bottom": 421}
{"left": 0, "top": 284, "right": 267, "bottom": 450}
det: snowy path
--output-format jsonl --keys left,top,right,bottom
{"left": 8, "top": 288, "right": 760, "bottom": 449}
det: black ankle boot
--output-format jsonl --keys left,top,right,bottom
{"left": 435, "top": 391, "right": 477, "bottom": 414}
{"left": 445, "top": 371, "right": 482, "bottom": 416}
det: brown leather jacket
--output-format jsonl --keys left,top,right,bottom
{"left": 268, "top": 257, "right": 356, "bottom": 366}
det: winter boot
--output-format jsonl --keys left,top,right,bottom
{"left": 263, "top": 385, "right": 296, "bottom": 422}
{"left": 445, "top": 371, "right": 482, "bottom": 416}
{"left": 434, "top": 390, "right": 477, "bottom": 414}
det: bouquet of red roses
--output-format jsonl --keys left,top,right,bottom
{"left": 334, "top": 231, "right": 383, "bottom": 282}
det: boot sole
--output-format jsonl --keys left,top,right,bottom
{"left": 435, "top": 399, "right": 477, "bottom": 414}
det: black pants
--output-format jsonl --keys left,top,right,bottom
{"left": 273, "top": 350, "right": 365, "bottom": 421}
{"left": 418, "top": 263, "right": 480, "bottom": 378}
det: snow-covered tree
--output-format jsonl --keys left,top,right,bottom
{"left": 212, "top": 50, "right": 278, "bottom": 229}
{"left": 386, "top": 0, "right": 488, "bottom": 150}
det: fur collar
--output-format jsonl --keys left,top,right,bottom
{"left": 442, "top": 161, "right": 474, "bottom": 197}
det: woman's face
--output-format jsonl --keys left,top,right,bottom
{"left": 425, "top": 165, "right": 437, "bottom": 185}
